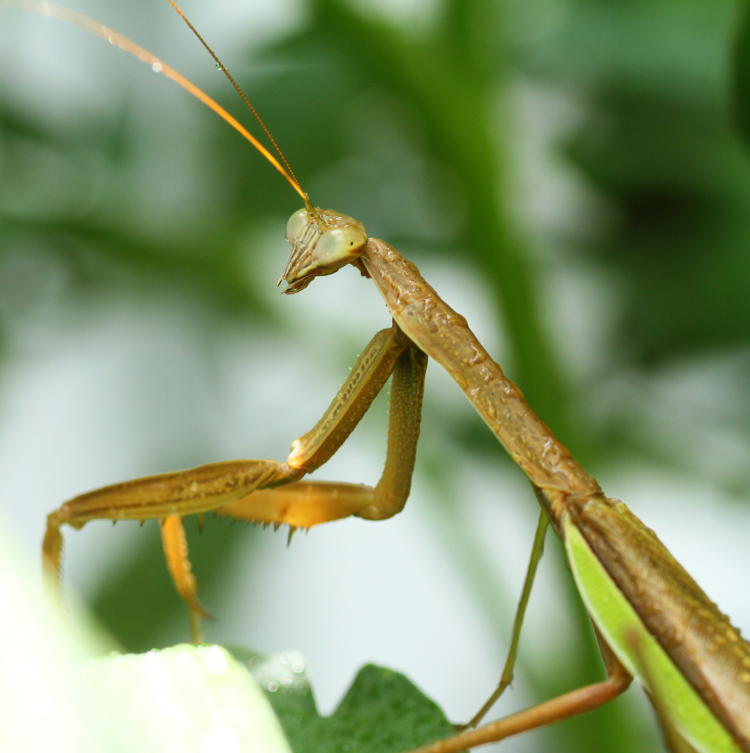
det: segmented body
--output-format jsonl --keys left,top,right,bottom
{"left": 362, "top": 236, "right": 750, "bottom": 753}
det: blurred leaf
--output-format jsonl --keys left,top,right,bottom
{"left": 732, "top": 1, "right": 750, "bottom": 150}
{"left": 553, "top": 0, "right": 750, "bottom": 366}
{"left": 1, "top": 517, "right": 115, "bottom": 753}
{"left": 94, "top": 645, "right": 292, "bottom": 753}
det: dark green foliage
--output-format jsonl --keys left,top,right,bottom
{"left": 240, "top": 651, "right": 462, "bottom": 753}
{"left": 556, "top": 0, "right": 750, "bottom": 366}
{"left": 732, "top": 2, "right": 750, "bottom": 151}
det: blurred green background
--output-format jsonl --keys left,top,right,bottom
{"left": 1, "top": 0, "right": 749, "bottom": 751}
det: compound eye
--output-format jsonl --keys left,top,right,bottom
{"left": 315, "top": 227, "right": 367, "bottom": 265}
{"left": 286, "top": 208, "right": 309, "bottom": 243}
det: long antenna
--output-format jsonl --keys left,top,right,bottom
{"left": 164, "top": 0, "right": 303, "bottom": 195}
{"left": 6, "top": 0, "right": 308, "bottom": 202}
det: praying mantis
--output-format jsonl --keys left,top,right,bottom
{"left": 4, "top": 2, "right": 750, "bottom": 752}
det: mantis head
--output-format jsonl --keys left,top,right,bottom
{"left": 280, "top": 207, "right": 368, "bottom": 294}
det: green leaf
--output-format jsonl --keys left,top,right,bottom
{"left": 241, "top": 650, "right": 463, "bottom": 753}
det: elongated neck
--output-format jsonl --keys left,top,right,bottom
{"left": 361, "top": 238, "right": 601, "bottom": 501}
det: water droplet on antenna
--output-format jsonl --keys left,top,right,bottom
{"left": 152, "top": 61, "right": 163, "bottom": 73}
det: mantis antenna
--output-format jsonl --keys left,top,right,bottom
{"left": 6, "top": 0, "right": 309, "bottom": 203}
{"left": 163, "top": 0, "right": 304, "bottom": 197}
